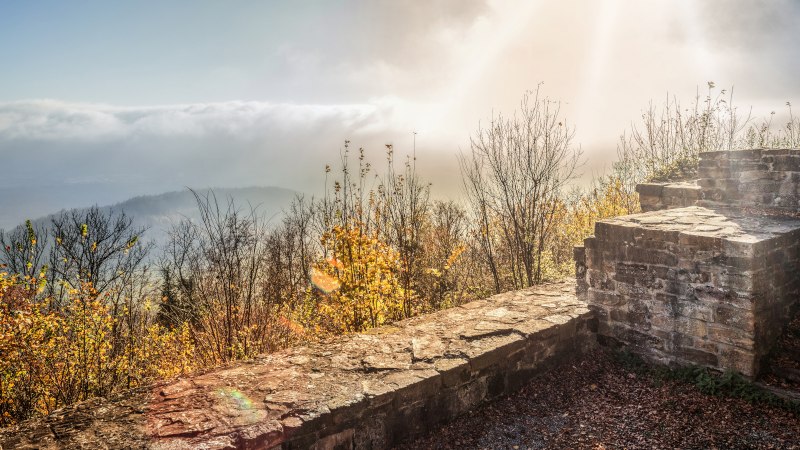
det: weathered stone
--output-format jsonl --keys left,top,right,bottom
{"left": 637, "top": 182, "right": 702, "bottom": 211}
{"left": 410, "top": 335, "right": 446, "bottom": 362}
{"left": 582, "top": 200, "right": 800, "bottom": 376}
{"left": 0, "top": 282, "right": 594, "bottom": 450}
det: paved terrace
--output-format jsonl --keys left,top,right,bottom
{"left": 0, "top": 282, "right": 594, "bottom": 450}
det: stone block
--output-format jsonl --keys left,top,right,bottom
{"left": 698, "top": 167, "right": 732, "bottom": 179}
{"left": 771, "top": 155, "right": 800, "bottom": 172}
{"left": 663, "top": 183, "right": 701, "bottom": 199}
{"left": 674, "top": 316, "right": 708, "bottom": 338}
{"left": 589, "top": 290, "right": 624, "bottom": 307}
{"left": 694, "top": 149, "right": 800, "bottom": 212}
{"left": 714, "top": 305, "right": 755, "bottom": 332}
{"left": 613, "top": 262, "right": 652, "bottom": 285}
{"left": 728, "top": 149, "right": 762, "bottom": 160}
{"left": 717, "top": 346, "right": 758, "bottom": 377}
{"left": 699, "top": 150, "right": 729, "bottom": 160}
{"left": 635, "top": 183, "right": 665, "bottom": 197}
{"left": 433, "top": 358, "right": 470, "bottom": 388}
{"left": 676, "top": 346, "right": 719, "bottom": 367}
{"left": 587, "top": 269, "right": 615, "bottom": 291}
{"left": 587, "top": 204, "right": 800, "bottom": 376}
{"left": 626, "top": 247, "right": 679, "bottom": 266}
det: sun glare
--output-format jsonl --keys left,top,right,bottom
{"left": 676, "top": 0, "right": 716, "bottom": 78}
{"left": 427, "top": 0, "right": 543, "bottom": 129}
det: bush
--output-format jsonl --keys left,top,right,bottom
{"left": 0, "top": 272, "right": 194, "bottom": 426}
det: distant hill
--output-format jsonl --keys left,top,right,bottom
{"left": 6, "top": 186, "right": 300, "bottom": 247}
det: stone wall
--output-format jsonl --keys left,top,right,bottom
{"left": 0, "top": 282, "right": 595, "bottom": 450}
{"left": 698, "top": 148, "right": 800, "bottom": 211}
{"left": 638, "top": 149, "right": 800, "bottom": 213}
{"left": 604, "top": 149, "right": 800, "bottom": 375}
{"left": 577, "top": 206, "right": 800, "bottom": 376}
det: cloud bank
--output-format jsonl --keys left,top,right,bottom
{"left": 0, "top": 100, "right": 383, "bottom": 141}
{"left": 0, "top": 98, "right": 455, "bottom": 229}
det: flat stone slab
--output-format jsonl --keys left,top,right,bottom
{"left": 0, "top": 282, "right": 594, "bottom": 450}
{"left": 599, "top": 205, "right": 800, "bottom": 244}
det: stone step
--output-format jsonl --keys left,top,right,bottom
{"left": 577, "top": 206, "right": 800, "bottom": 377}
{"left": 636, "top": 182, "right": 701, "bottom": 212}
{"left": 0, "top": 282, "right": 595, "bottom": 450}
{"left": 637, "top": 149, "right": 800, "bottom": 213}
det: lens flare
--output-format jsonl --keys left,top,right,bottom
{"left": 279, "top": 315, "right": 305, "bottom": 335}
{"left": 310, "top": 267, "right": 340, "bottom": 294}
{"left": 217, "top": 387, "right": 254, "bottom": 410}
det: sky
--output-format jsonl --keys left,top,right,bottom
{"left": 0, "top": 0, "right": 798, "bottom": 228}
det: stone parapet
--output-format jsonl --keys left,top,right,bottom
{"left": 0, "top": 282, "right": 594, "bottom": 450}
{"left": 582, "top": 206, "right": 800, "bottom": 376}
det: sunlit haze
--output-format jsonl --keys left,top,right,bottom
{"left": 1, "top": 0, "right": 798, "bottom": 228}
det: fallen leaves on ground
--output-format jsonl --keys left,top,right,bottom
{"left": 398, "top": 348, "right": 799, "bottom": 449}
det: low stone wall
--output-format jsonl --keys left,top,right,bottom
{"left": 637, "top": 182, "right": 701, "bottom": 212}
{"left": 698, "top": 148, "right": 800, "bottom": 211}
{"left": 577, "top": 206, "right": 800, "bottom": 376}
{"left": 0, "top": 282, "right": 595, "bottom": 450}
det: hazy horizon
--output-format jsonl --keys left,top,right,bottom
{"left": 2, "top": 0, "right": 799, "bottom": 228}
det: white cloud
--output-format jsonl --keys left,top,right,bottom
{"left": 0, "top": 97, "right": 462, "bottom": 230}
{"left": 0, "top": 100, "right": 385, "bottom": 142}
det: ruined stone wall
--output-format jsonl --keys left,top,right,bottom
{"left": 699, "top": 149, "right": 800, "bottom": 210}
{"left": 577, "top": 206, "right": 800, "bottom": 376}
{"left": 0, "top": 282, "right": 595, "bottom": 450}
{"left": 637, "top": 182, "right": 701, "bottom": 212}
{"left": 638, "top": 149, "right": 800, "bottom": 213}
{"left": 598, "top": 149, "right": 800, "bottom": 375}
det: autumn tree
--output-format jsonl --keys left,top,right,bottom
{"left": 47, "top": 207, "right": 151, "bottom": 306}
{"left": 159, "top": 190, "right": 300, "bottom": 364}
{"left": 461, "top": 87, "right": 582, "bottom": 291}
{"left": 314, "top": 223, "right": 405, "bottom": 332}
{"left": 0, "top": 271, "right": 194, "bottom": 427}
{"left": 0, "top": 220, "right": 49, "bottom": 282}
{"left": 416, "top": 200, "right": 468, "bottom": 310}
{"left": 377, "top": 145, "right": 431, "bottom": 318}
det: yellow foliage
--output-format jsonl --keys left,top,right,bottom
{"left": 546, "top": 177, "right": 640, "bottom": 279}
{"left": 313, "top": 224, "right": 406, "bottom": 333}
{"left": 127, "top": 322, "right": 195, "bottom": 383}
{"left": 0, "top": 272, "right": 195, "bottom": 426}
{"left": 0, "top": 149, "right": 644, "bottom": 427}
